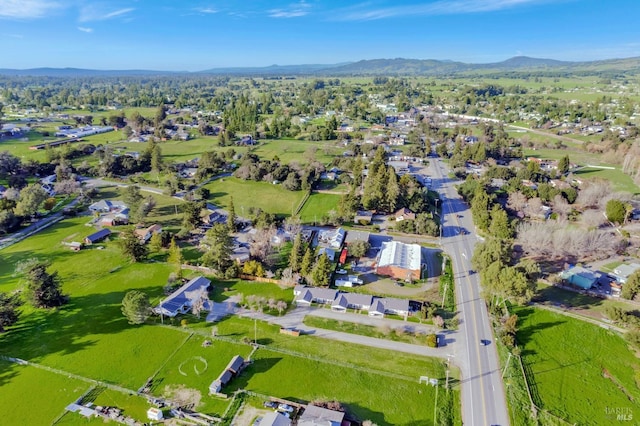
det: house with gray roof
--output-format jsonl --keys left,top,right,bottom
{"left": 612, "top": 263, "right": 640, "bottom": 284}
{"left": 331, "top": 293, "right": 373, "bottom": 312}
{"left": 294, "top": 286, "right": 338, "bottom": 306}
{"left": 155, "top": 276, "right": 211, "bottom": 317}
{"left": 298, "top": 405, "right": 345, "bottom": 426}
{"left": 369, "top": 297, "right": 410, "bottom": 318}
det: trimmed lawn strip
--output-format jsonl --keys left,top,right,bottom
{"left": 302, "top": 316, "right": 432, "bottom": 346}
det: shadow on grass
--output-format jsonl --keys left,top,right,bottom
{"left": 0, "top": 286, "right": 157, "bottom": 361}
{"left": 227, "top": 357, "right": 282, "bottom": 390}
{"left": 515, "top": 307, "right": 567, "bottom": 355}
{"left": 533, "top": 285, "right": 604, "bottom": 310}
{"left": 0, "top": 360, "right": 21, "bottom": 388}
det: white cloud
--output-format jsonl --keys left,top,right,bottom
{"left": 0, "top": 0, "right": 61, "bottom": 19}
{"left": 77, "top": 26, "right": 93, "bottom": 33}
{"left": 269, "top": 1, "right": 310, "bottom": 18}
{"left": 336, "top": 0, "right": 552, "bottom": 21}
{"left": 195, "top": 7, "right": 217, "bottom": 14}
{"left": 79, "top": 6, "right": 135, "bottom": 22}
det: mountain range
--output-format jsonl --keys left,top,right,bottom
{"left": 2, "top": 56, "right": 640, "bottom": 77}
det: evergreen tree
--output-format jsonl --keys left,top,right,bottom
{"left": 300, "top": 248, "right": 313, "bottom": 277}
{"left": 488, "top": 205, "right": 512, "bottom": 239}
{"left": 385, "top": 166, "right": 400, "bottom": 213}
{"left": 289, "top": 233, "right": 304, "bottom": 272}
{"left": 121, "top": 290, "right": 151, "bottom": 325}
{"left": 119, "top": 228, "right": 148, "bottom": 262}
{"left": 227, "top": 196, "right": 237, "bottom": 232}
{"left": 311, "top": 254, "right": 332, "bottom": 287}
{"left": 149, "top": 232, "right": 163, "bottom": 252}
{"left": 17, "top": 259, "right": 67, "bottom": 308}
{"left": 151, "top": 144, "right": 163, "bottom": 173}
{"left": 167, "top": 237, "right": 184, "bottom": 278}
{"left": 201, "top": 223, "right": 233, "bottom": 274}
{"left": 0, "top": 292, "right": 22, "bottom": 332}
{"left": 557, "top": 155, "right": 570, "bottom": 174}
{"left": 181, "top": 201, "right": 203, "bottom": 230}
{"left": 470, "top": 186, "right": 491, "bottom": 231}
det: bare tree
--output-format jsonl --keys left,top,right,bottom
{"left": 281, "top": 267, "right": 300, "bottom": 286}
{"left": 581, "top": 209, "right": 607, "bottom": 229}
{"left": 551, "top": 194, "right": 571, "bottom": 219}
{"left": 283, "top": 216, "right": 302, "bottom": 236}
{"left": 275, "top": 300, "right": 287, "bottom": 315}
{"left": 524, "top": 197, "right": 543, "bottom": 219}
{"left": 507, "top": 191, "right": 528, "bottom": 216}
{"left": 186, "top": 287, "right": 209, "bottom": 319}
{"left": 250, "top": 225, "right": 277, "bottom": 264}
{"left": 576, "top": 180, "right": 612, "bottom": 209}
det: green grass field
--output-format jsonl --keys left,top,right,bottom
{"left": 0, "top": 213, "right": 460, "bottom": 425}
{"left": 0, "top": 360, "right": 89, "bottom": 425}
{"left": 298, "top": 192, "right": 341, "bottom": 223}
{"left": 249, "top": 138, "right": 343, "bottom": 164}
{"left": 513, "top": 307, "right": 640, "bottom": 425}
{"left": 204, "top": 177, "right": 307, "bottom": 217}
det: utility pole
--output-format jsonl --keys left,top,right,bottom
{"left": 502, "top": 352, "right": 513, "bottom": 379}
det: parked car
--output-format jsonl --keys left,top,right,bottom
{"left": 336, "top": 269, "right": 347, "bottom": 274}
{"left": 278, "top": 403, "right": 294, "bottom": 413}
{"left": 264, "top": 401, "right": 278, "bottom": 409}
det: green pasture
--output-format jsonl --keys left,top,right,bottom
{"left": 250, "top": 138, "right": 343, "bottom": 164}
{"left": 151, "top": 334, "right": 251, "bottom": 415}
{"left": 513, "top": 307, "right": 640, "bottom": 425}
{"left": 298, "top": 192, "right": 341, "bottom": 223}
{"left": 204, "top": 177, "right": 307, "bottom": 217}
{"left": 227, "top": 348, "right": 460, "bottom": 425}
{"left": 0, "top": 360, "right": 88, "bottom": 425}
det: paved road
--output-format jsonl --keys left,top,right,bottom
{"left": 430, "top": 158, "right": 510, "bottom": 426}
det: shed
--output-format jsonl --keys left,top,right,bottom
{"left": 559, "top": 266, "right": 599, "bottom": 290}
{"left": 84, "top": 228, "right": 111, "bottom": 244}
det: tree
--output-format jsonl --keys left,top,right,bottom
{"left": 167, "top": 237, "right": 184, "bottom": 278}
{"left": 300, "top": 248, "right": 314, "bottom": 277}
{"left": 201, "top": 223, "right": 233, "bottom": 273}
{"left": 181, "top": 201, "right": 203, "bottom": 230}
{"left": 151, "top": 144, "right": 162, "bottom": 173}
{"left": 121, "top": 290, "right": 151, "bottom": 324}
{"left": 470, "top": 186, "right": 491, "bottom": 231}
{"left": 227, "top": 196, "right": 237, "bottom": 232}
{"left": 310, "top": 254, "right": 332, "bottom": 286}
{"left": 488, "top": 205, "right": 512, "bottom": 239}
{"left": 149, "top": 231, "right": 163, "bottom": 252}
{"left": 14, "top": 184, "right": 47, "bottom": 217}
{"left": 16, "top": 259, "right": 67, "bottom": 308}
{"left": 119, "top": 227, "right": 148, "bottom": 262}
{"left": 622, "top": 271, "right": 640, "bottom": 300}
{"left": 606, "top": 199, "right": 628, "bottom": 225}
{"left": 557, "top": 155, "right": 570, "bottom": 174}
{"left": 289, "top": 233, "right": 304, "bottom": 272}
{"left": 348, "top": 240, "right": 370, "bottom": 258}
{"left": 0, "top": 292, "right": 22, "bottom": 332}
{"left": 276, "top": 300, "right": 287, "bottom": 315}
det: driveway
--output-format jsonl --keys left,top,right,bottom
{"left": 234, "top": 305, "right": 460, "bottom": 360}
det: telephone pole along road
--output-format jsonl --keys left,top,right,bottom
{"left": 430, "top": 158, "right": 510, "bottom": 426}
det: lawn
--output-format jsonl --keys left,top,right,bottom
{"left": 151, "top": 334, "right": 252, "bottom": 415}
{"left": 298, "top": 192, "right": 342, "bottom": 224}
{"left": 0, "top": 360, "right": 89, "bottom": 425}
{"left": 227, "top": 348, "right": 460, "bottom": 426}
{"left": 203, "top": 177, "right": 307, "bottom": 217}
{"left": 250, "top": 138, "right": 343, "bottom": 164}
{"left": 513, "top": 306, "right": 640, "bottom": 425}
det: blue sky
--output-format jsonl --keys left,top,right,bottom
{"left": 1, "top": 0, "right": 639, "bottom": 71}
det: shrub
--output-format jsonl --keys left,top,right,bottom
{"left": 425, "top": 334, "right": 438, "bottom": 348}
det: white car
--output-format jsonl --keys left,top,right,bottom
{"left": 336, "top": 269, "right": 347, "bottom": 274}
{"left": 278, "top": 403, "right": 294, "bottom": 413}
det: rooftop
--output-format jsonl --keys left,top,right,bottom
{"left": 378, "top": 241, "right": 421, "bottom": 271}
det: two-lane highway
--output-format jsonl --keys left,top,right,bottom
{"left": 430, "top": 158, "right": 510, "bottom": 426}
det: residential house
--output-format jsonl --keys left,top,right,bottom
{"left": 559, "top": 266, "right": 599, "bottom": 290}
{"left": 394, "top": 207, "right": 416, "bottom": 221}
{"left": 294, "top": 286, "right": 338, "bottom": 306}
{"left": 612, "top": 263, "right": 640, "bottom": 284}
{"left": 298, "top": 405, "right": 345, "bottom": 426}
{"left": 353, "top": 210, "right": 373, "bottom": 225}
{"left": 154, "top": 276, "right": 211, "bottom": 318}
{"left": 376, "top": 241, "right": 422, "bottom": 281}
{"left": 317, "top": 247, "right": 337, "bottom": 261}
{"left": 259, "top": 412, "right": 291, "bottom": 426}
{"left": 344, "top": 230, "right": 370, "bottom": 246}
{"left": 84, "top": 228, "right": 111, "bottom": 244}
{"left": 134, "top": 224, "right": 162, "bottom": 243}
{"left": 89, "top": 200, "right": 127, "bottom": 213}
{"left": 209, "top": 354, "right": 246, "bottom": 394}
{"left": 368, "top": 297, "right": 410, "bottom": 318}
{"left": 331, "top": 293, "right": 373, "bottom": 312}
{"left": 317, "top": 227, "right": 346, "bottom": 249}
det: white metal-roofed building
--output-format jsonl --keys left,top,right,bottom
{"left": 376, "top": 241, "right": 422, "bottom": 281}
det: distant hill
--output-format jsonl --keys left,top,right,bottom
{"left": 0, "top": 68, "right": 182, "bottom": 77}
{"left": 2, "top": 56, "right": 640, "bottom": 77}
